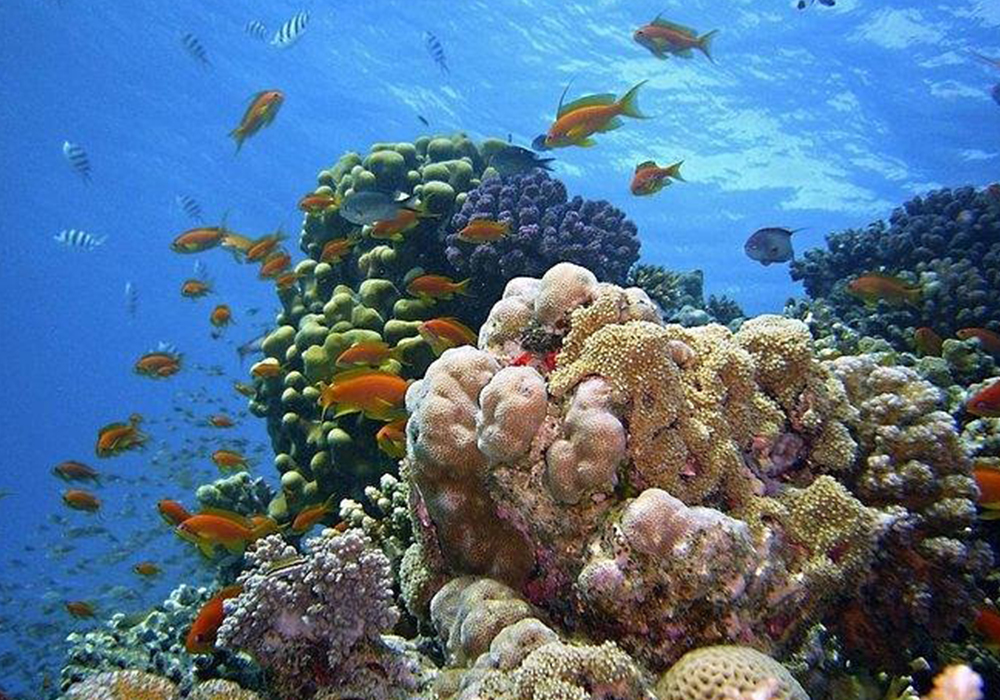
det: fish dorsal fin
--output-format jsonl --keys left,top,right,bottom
{"left": 558, "top": 93, "right": 617, "bottom": 118}
{"left": 330, "top": 367, "right": 394, "bottom": 384}
{"left": 651, "top": 15, "right": 698, "bottom": 36}
{"left": 197, "top": 508, "right": 253, "bottom": 529}
{"left": 555, "top": 78, "right": 576, "bottom": 117}
{"left": 635, "top": 160, "right": 658, "bottom": 172}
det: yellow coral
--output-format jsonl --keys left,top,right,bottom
{"left": 64, "top": 670, "right": 179, "bottom": 700}
{"left": 187, "top": 680, "right": 261, "bottom": 700}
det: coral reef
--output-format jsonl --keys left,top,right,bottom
{"left": 216, "top": 529, "right": 416, "bottom": 699}
{"left": 443, "top": 170, "right": 640, "bottom": 317}
{"left": 627, "top": 262, "right": 745, "bottom": 327}
{"left": 62, "top": 669, "right": 179, "bottom": 699}
{"left": 655, "top": 645, "right": 808, "bottom": 700}
{"left": 401, "top": 262, "right": 987, "bottom": 672}
{"left": 195, "top": 472, "right": 273, "bottom": 516}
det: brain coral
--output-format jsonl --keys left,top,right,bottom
{"left": 401, "top": 262, "right": 987, "bottom": 671}
{"left": 655, "top": 646, "right": 808, "bottom": 700}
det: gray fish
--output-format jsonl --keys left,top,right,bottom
{"left": 236, "top": 331, "right": 267, "bottom": 364}
{"left": 62, "top": 141, "right": 91, "bottom": 181}
{"left": 744, "top": 227, "right": 802, "bottom": 266}
{"left": 245, "top": 20, "right": 268, "bottom": 41}
{"left": 340, "top": 191, "right": 417, "bottom": 226}
{"left": 489, "top": 145, "right": 555, "bottom": 176}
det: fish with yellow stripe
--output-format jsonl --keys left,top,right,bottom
{"left": 544, "top": 81, "right": 650, "bottom": 149}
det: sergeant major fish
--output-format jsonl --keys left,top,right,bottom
{"left": 180, "top": 32, "right": 210, "bottom": 67}
{"left": 424, "top": 31, "right": 449, "bottom": 74}
{"left": 62, "top": 141, "right": 90, "bottom": 182}
{"left": 271, "top": 10, "right": 309, "bottom": 48}
{"left": 54, "top": 229, "right": 106, "bottom": 250}
{"left": 245, "top": 20, "right": 268, "bottom": 41}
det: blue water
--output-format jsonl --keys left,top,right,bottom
{"left": 1, "top": 0, "right": 998, "bottom": 695}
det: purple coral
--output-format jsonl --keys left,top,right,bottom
{"left": 216, "top": 530, "right": 401, "bottom": 699}
{"left": 445, "top": 171, "right": 639, "bottom": 302}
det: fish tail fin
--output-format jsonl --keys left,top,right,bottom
{"left": 388, "top": 345, "right": 409, "bottom": 366}
{"left": 698, "top": 30, "right": 719, "bottom": 62}
{"left": 665, "top": 161, "right": 686, "bottom": 182}
{"left": 907, "top": 288, "right": 922, "bottom": 306}
{"left": 617, "top": 80, "right": 650, "bottom": 119}
{"left": 230, "top": 128, "right": 245, "bottom": 154}
{"left": 250, "top": 518, "right": 279, "bottom": 540}
{"left": 456, "top": 278, "right": 473, "bottom": 296}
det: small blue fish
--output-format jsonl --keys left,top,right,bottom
{"left": 236, "top": 332, "right": 267, "bottom": 365}
{"left": 424, "top": 31, "right": 449, "bottom": 74}
{"left": 176, "top": 195, "right": 203, "bottom": 222}
{"left": 271, "top": 11, "right": 309, "bottom": 48}
{"left": 181, "top": 32, "right": 210, "bottom": 66}
{"left": 54, "top": 229, "right": 106, "bottom": 250}
{"left": 245, "top": 20, "right": 268, "bottom": 41}
{"left": 63, "top": 141, "right": 91, "bottom": 182}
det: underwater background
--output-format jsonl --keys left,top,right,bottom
{"left": 1, "top": 0, "right": 999, "bottom": 698}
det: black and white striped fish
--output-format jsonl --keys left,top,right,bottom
{"left": 175, "top": 194, "right": 204, "bottom": 222}
{"left": 270, "top": 10, "right": 309, "bottom": 48}
{"left": 62, "top": 141, "right": 91, "bottom": 182}
{"left": 54, "top": 229, "right": 106, "bottom": 250}
{"left": 424, "top": 31, "right": 449, "bottom": 74}
{"left": 181, "top": 32, "right": 210, "bottom": 66}
{"left": 124, "top": 281, "right": 138, "bottom": 318}
{"left": 245, "top": 20, "right": 268, "bottom": 41}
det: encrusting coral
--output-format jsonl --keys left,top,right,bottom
{"left": 401, "top": 261, "right": 988, "bottom": 672}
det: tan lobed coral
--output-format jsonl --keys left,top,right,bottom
{"left": 62, "top": 670, "right": 179, "bottom": 700}
{"left": 402, "top": 262, "right": 985, "bottom": 672}
{"left": 654, "top": 646, "right": 808, "bottom": 700}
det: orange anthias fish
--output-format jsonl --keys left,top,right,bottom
{"left": 251, "top": 358, "right": 283, "bottom": 379}
{"left": 185, "top": 585, "right": 243, "bottom": 654}
{"left": 335, "top": 341, "right": 404, "bottom": 369}
{"left": 913, "top": 327, "right": 943, "bottom": 357}
{"left": 956, "top": 328, "right": 1000, "bottom": 355}
{"left": 545, "top": 80, "right": 649, "bottom": 149}
{"left": 96, "top": 414, "right": 147, "bottom": 457}
{"left": 180, "top": 278, "right": 213, "bottom": 298}
{"left": 212, "top": 449, "right": 250, "bottom": 472}
{"left": 633, "top": 15, "right": 718, "bottom": 62}
{"left": 299, "top": 191, "right": 341, "bottom": 215}
{"left": 63, "top": 489, "right": 100, "bottom": 513}
{"left": 370, "top": 208, "right": 426, "bottom": 241}
{"left": 52, "top": 460, "right": 100, "bottom": 483}
{"left": 133, "top": 562, "right": 161, "bottom": 577}
{"left": 246, "top": 231, "right": 286, "bottom": 263}
{"left": 176, "top": 511, "right": 278, "bottom": 557}
{"left": 207, "top": 414, "right": 234, "bottom": 428}
{"left": 134, "top": 350, "right": 182, "bottom": 379}
{"left": 317, "top": 368, "right": 410, "bottom": 421}
{"left": 210, "top": 304, "right": 233, "bottom": 328}
{"left": 973, "top": 463, "right": 1000, "bottom": 519}
{"left": 630, "top": 160, "right": 685, "bottom": 196}
{"left": 275, "top": 271, "right": 302, "bottom": 290}
{"left": 171, "top": 227, "right": 226, "bottom": 254}
{"left": 418, "top": 317, "right": 479, "bottom": 356}
{"left": 291, "top": 496, "right": 338, "bottom": 534}
{"left": 974, "top": 607, "right": 1000, "bottom": 650}
{"left": 65, "top": 601, "right": 96, "bottom": 619}
{"left": 320, "top": 238, "right": 357, "bottom": 264}
{"left": 457, "top": 219, "right": 510, "bottom": 244}
{"left": 230, "top": 89, "right": 284, "bottom": 153}
{"left": 157, "top": 499, "right": 192, "bottom": 526}
{"left": 376, "top": 417, "right": 408, "bottom": 459}
{"left": 258, "top": 251, "right": 292, "bottom": 279}
{"left": 967, "top": 380, "right": 1000, "bottom": 418}
{"left": 220, "top": 231, "right": 256, "bottom": 261}
{"left": 407, "top": 275, "right": 471, "bottom": 300}
{"left": 845, "top": 274, "right": 921, "bottom": 307}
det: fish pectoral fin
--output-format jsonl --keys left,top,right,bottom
{"left": 597, "top": 117, "right": 624, "bottom": 133}
{"left": 574, "top": 137, "right": 598, "bottom": 148}
{"left": 197, "top": 541, "right": 217, "bottom": 559}
{"left": 333, "top": 404, "right": 361, "bottom": 418}
{"left": 223, "top": 540, "right": 247, "bottom": 555}
{"left": 676, "top": 49, "right": 695, "bottom": 58}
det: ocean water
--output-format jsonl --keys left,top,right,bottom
{"left": 0, "top": 0, "right": 998, "bottom": 697}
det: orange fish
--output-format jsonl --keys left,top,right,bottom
{"left": 258, "top": 251, "right": 291, "bottom": 279}
{"left": 633, "top": 15, "right": 718, "bottom": 61}
{"left": 180, "top": 278, "right": 213, "bottom": 298}
{"left": 158, "top": 499, "right": 192, "bottom": 526}
{"left": 418, "top": 317, "right": 478, "bottom": 356}
{"left": 171, "top": 227, "right": 226, "bottom": 254}
{"left": 207, "top": 414, "right": 234, "bottom": 428}
{"left": 913, "top": 327, "right": 943, "bottom": 357}
{"left": 65, "top": 601, "right": 96, "bottom": 619}
{"left": 210, "top": 304, "right": 233, "bottom": 328}
{"left": 134, "top": 350, "right": 182, "bottom": 379}
{"left": 251, "top": 358, "right": 283, "bottom": 379}
{"left": 299, "top": 191, "right": 341, "bottom": 215}
{"left": 230, "top": 89, "right": 284, "bottom": 153}
{"left": 220, "top": 231, "right": 256, "bottom": 261}
{"left": 320, "top": 237, "right": 356, "bottom": 264}
{"left": 185, "top": 585, "right": 243, "bottom": 654}
{"left": 545, "top": 80, "right": 649, "bottom": 149}
{"left": 370, "top": 208, "right": 426, "bottom": 241}
{"left": 52, "top": 460, "right": 100, "bottom": 483}
{"left": 317, "top": 368, "right": 409, "bottom": 421}
{"left": 275, "top": 271, "right": 302, "bottom": 290}
{"left": 176, "top": 511, "right": 277, "bottom": 557}
{"left": 63, "top": 489, "right": 100, "bottom": 513}
{"left": 457, "top": 219, "right": 510, "bottom": 244}
{"left": 376, "top": 417, "right": 408, "bottom": 458}
{"left": 291, "top": 495, "right": 337, "bottom": 534}
{"left": 974, "top": 607, "right": 1000, "bottom": 649}
{"left": 973, "top": 465, "right": 1000, "bottom": 519}
{"left": 846, "top": 274, "right": 921, "bottom": 307}
{"left": 956, "top": 328, "right": 1000, "bottom": 355}
{"left": 335, "top": 341, "right": 403, "bottom": 369}
{"left": 96, "top": 414, "right": 147, "bottom": 457}
{"left": 630, "top": 160, "right": 685, "bottom": 196}
{"left": 407, "top": 275, "right": 471, "bottom": 300}
{"left": 246, "top": 231, "right": 286, "bottom": 263}
{"left": 212, "top": 449, "right": 250, "bottom": 472}
{"left": 967, "top": 381, "right": 1000, "bottom": 418}
{"left": 133, "top": 562, "right": 161, "bottom": 576}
